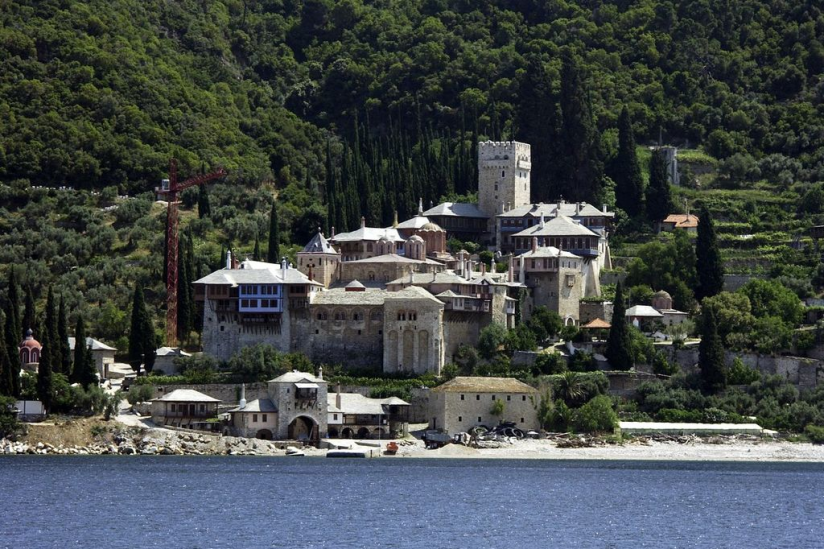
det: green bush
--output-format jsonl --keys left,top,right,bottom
{"left": 804, "top": 424, "right": 824, "bottom": 444}
{"left": 573, "top": 396, "right": 618, "bottom": 433}
{"left": 126, "top": 384, "right": 154, "bottom": 405}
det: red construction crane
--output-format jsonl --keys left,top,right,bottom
{"left": 157, "top": 159, "right": 227, "bottom": 347}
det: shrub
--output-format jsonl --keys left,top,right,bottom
{"left": 727, "top": 358, "right": 760, "bottom": 385}
{"left": 126, "top": 384, "right": 154, "bottom": 405}
{"left": 805, "top": 424, "right": 824, "bottom": 444}
{"left": 573, "top": 396, "right": 618, "bottom": 433}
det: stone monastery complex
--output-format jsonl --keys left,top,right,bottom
{"left": 195, "top": 141, "right": 614, "bottom": 374}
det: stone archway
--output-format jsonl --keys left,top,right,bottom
{"left": 341, "top": 428, "right": 354, "bottom": 439}
{"left": 288, "top": 416, "right": 317, "bottom": 441}
{"left": 357, "top": 427, "right": 370, "bottom": 439}
{"left": 256, "top": 429, "right": 273, "bottom": 440}
{"left": 328, "top": 427, "right": 339, "bottom": 439}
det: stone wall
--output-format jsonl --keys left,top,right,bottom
{"left": 292, "top": 307, "right": 384, "bottom": 370}
{"left": 443, "top": 315, "right": 483, "bottom": 362}
{"left": 580, "top": 301, "right": 613, "bottom": 324}
{"left": 383, "top": 296, "right": 444, "bottom": 375}
{"left": 429, "top": 389, "right": 539, "bottom": 433}
{"left": 665, "top": 346, "right": 824, "bottom": 390}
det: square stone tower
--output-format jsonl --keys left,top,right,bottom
{"left": 478, "top": 141, "right": 532, "bottom": 222}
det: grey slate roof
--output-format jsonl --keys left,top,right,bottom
{"left": 68, "top": 337, "right": 116, "bottom": 352}
{"left": 386, "top": 271, "right": 468, "bottom": 286}
{"left": 151, "top": 389, "right": 221, "bottom": 403}
{"left": 311, "top": 288, "right": 387, "bottom": 306}
{"left": 423, "top": 202, "right": 488, "bottom": 219}
{"left": 228, "top": 398, "right": 278, "bottom": 413}
{"left": 511, "top": 214, "right": 599, "bottom": 238}
{"left": 155, "top": 346, "right": 192, "bottom": 357}
{"left": 625, "top": 305, "right": 664, "bottom": 318}
{"left": 269, "top": 370, "right": 325, "bottom": 384}
{"left": 384, "top": 285, "right": 443, "bottom": 304}
{"left": 301, "top": 231, "right": 338, "bottom": 254}
{"left": 331, "top": 227, "right": 404, "bottom": 243}
{"left": 395, "top": 216, "right": 430, "bottom": 230}
{"left": 515, "top": 246, "right": 581, "bottom": 259}
{"left": 193, "top": 261, "right": 322, "bottom": 287}
{"left": 328, "top": 393, "right": 410, "bottom": 415}
{"left": 498, "top": 201, "right": 614, "bottom": 219}
{"left": 432, "top": 376, "right": 537, "bottom": 394}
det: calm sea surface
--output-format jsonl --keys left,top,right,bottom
{"left": 0, "top": 457, "right": 822, "bottom": 548}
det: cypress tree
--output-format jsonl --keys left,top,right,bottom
{"left": 266, "top": 200, "right": 280, "bottom": 263}
{"left": 0, "top": 311, "right": 13, "bottom": 397}
{"left": 612, "top": 106, "right": 645, "bottom": 218}
{"left": 559, "top": 48, "right": 604, "bottom": 203}
{"left": 58, "top": 295, "right": 71, "bottom": 375}
{"left": 177, "top": 236, "right": 193, "bottom": 345}
{"left": 197, "top": 185, "right": 211, "bottom": 219}
{"left": 128, "top": 283, "right": 156, "bottom": 374}
{"left": 22, "top": 284, "right": 35, "bottom": 336}
{"left": 37, "top": 326, "right": 53, "bottom": 410}
{"left": 72, "top": 315, "right": 97, "bottom": 389}
{"left": 605, "top": 282, "right": 633, "bottom": 371}
{"left": 695, "top": 207, "right": 724, "bottom": 300}
{"left": 517, "top": 55, "right": 560, "bottom": 203}
{"left": 6, "top": 268, "right": 22, "bottom": 342}
{"left": 645, "top": 149, "right": 672, "bottom": 223}
{"left": 4, "top": 269, "right": 22, "bottom": 397}
{"left": 43, "top": 286, "right": 59, "bottom": 374}
{"left": 253, "top": 234, "right": 261, "bottom": 261}
{"left": 699, "top": 308, "right": 726, "bottom": 394}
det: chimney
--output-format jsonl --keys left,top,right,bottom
{"left": 508, "top": 253, "right": 514, "bottom": 283}
{"left": 393, "top": 210, "right": 399, "bottom": 228}
{"left": 308, "top": 265, "right": 314, "bottom": 281}
{"left": 482, "top": 262, "right": 487, "bottom": 275}
{"left": 418, "top": 197, "right": 423, "bottom": 215}
{"left": 361, "top": 216, "right": 366, "bottom": 228}
{"left": 409, "top": 267, "right": 414, "bottom": 285}
{"left": 336, "top": 384, "right": 342, "bottom": 409}
{"left": 317, "top": 366, "right": 323, "bottom": 380}
{"left": 603, "top": 203, "right": 607, "bottom": 213}
{"left": 576, "top": 202, "right": 581, "bottom": 215}
{"left": 532, "top": 237, "right": 538, "bottom": 252}
{"left": 281, "top": 257, "right": 288, "bottom": 271}
{"left": 519, "top": 255, "right": 525, "bottom": 284}
{"left": 239, "top": 384, "right": 247, "bottom": 410}
{"left": 331, "top": 226, "right": 335, "bottom": 238}
{"left": 231, "top": 252, "right": 238, "bottom": 270}
{"left": 226, "top": 250, "right": 232, "bottom": 270}
{"left": 540, "top": 214, "right": 545, "bottom": 229}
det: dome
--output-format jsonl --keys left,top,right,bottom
{"left": 653, "top": 290, "right": 672, "bottom": 299}
{"left": 407, "top": 235, "right": 424, "bottom": 243}
{"left": 420, "top": 222, "right": 445, "bottom": 232}
{"left": 20, "top": 329, "right": 41, "bottom": 350}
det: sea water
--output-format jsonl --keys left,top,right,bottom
{"left": 1, "top": 457, "right": 822, "bottom": 548}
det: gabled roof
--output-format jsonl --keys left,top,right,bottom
{"left": 269, "top": 370, "right": 326, "bottom": 384}
{"left": 498, "top": 201, "right": 614, "bottom": 219}
{"left": 436, "top": 290, "right": 460, "bottom": 298}
{"left": 152, "top": 389, "right": 220, "bottom": 403}
{"left": 347, "top": 253, "right": 424, "bottom": 264}
{"left": 311, "top": 288, "right": 386, "bottom": 306}
{"left": 662, "top": 213, "right": 699, "bottom": 228}
{"left": 516, "top": 246, "right": 581, "bottom": 259}
{"left": 228, "top": 398, "right": 278, "bottom": 413}
{"left": 301, "top": 231, "right": 338, "bottom": 254}
{"left": 386, "top": 271, "right": 469, "bottom": 286}
{"left": 423, "top": 202, "right": 488, "bottom": 219}
{"left": 625, "top": 305, "right": 664, "bottom": 318}
{"left": 155, "top": 347, "right": 192, "bottom": 357}
{"left": 511, "top": 214, "right": 599, "bottom": 238}
{"left": 432, "top": 376, "right": 537, "bottom": 394}
{"left": 384, "top": 285, "right": 444, "bottom": 304}
{"left": 194, "top": 261, "right": 322, "bottom": 287}
{"left": 68, "top": 337, "right": 116, "bottom": 352}
{"left": 582, "top": 318, "right": 611, "bottom": 329}
{"left": 328, "top": 393, "right": 411, "bottom": 415}
{"left": 395, "top": 216, "right": 430, "bottom": 230}
{"left": 331, "top": 227, "right": 404, "bottom": 243}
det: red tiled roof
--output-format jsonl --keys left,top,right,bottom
{"left": 662, "top": 214, "right": 699, "bottom": 228}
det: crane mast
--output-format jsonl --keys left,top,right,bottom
{"left": 157, "top": 159, "right": 226, "bottom": 347}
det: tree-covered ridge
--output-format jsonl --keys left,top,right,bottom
{"left": 2, "top": 0, "right": 823, "bottom": 200}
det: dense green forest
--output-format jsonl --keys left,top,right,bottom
{"left": 1, "top": 0, "right": 824, "bottom": 344}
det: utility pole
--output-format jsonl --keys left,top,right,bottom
{"left": 157, "top": 159, "right": 226, "bottom": 347}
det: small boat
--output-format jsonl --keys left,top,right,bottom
{"left": 326, "top": 448, "right": 369, "bottom": 458}
{"left": 285, "top": 446, "right": 305, "bottom": 456}
{"left": 384, "top": 441, "right": 399, "bottom": 455}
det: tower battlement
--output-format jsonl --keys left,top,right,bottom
{"left": 478, "top": 141, "right": 532, "bottom": 223}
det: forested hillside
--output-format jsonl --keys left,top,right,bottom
{"left": 1, "top": 0, "right": 824, "bottom": 347}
